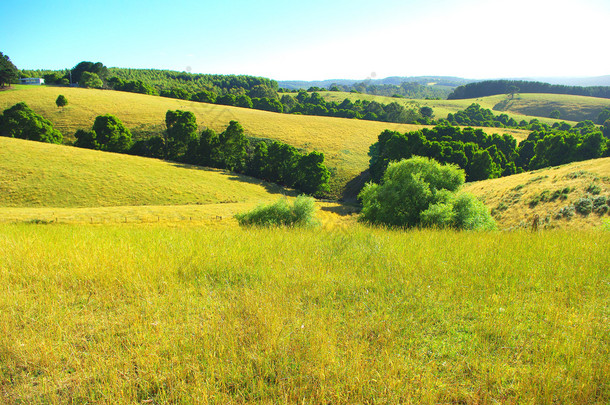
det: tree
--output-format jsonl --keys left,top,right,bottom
{"left": 0, "top": 52, "right": 19, "bottom": 87}
{"left": 165, "top": 110, "right": 198, "bottom": 160}
{"left": 420, "top": 106, "right": 434, "bottom": 118}
{"left": 194, "top": 128, "right": 221, "bottom": 167}
{"left": 507, "top": 85, "right": 519, "bottom": 99}
{"left": 74, "top": 129, "right": 98, "bottom": 149}
{"left": 71, "top": 61, "right": 108, "bottom": 84}
{"left": 597, "top": 109, "right": 610, "bottom": 125}
{"left": 0, "top": 102, "right": 63, "bottom": 144}
{"left": 91, "top": 114, "right": 132, "bottom": 152}
{"left": 218, "top": 120, "right": 248, "bottom": 172}
{"left": 359, "top": 156, "right": 495, "bottom": 230}
{"left": 249, "top": 84, "right": 278, "bottom": 100}
{"left": 295, "top": 151, "right": 330, "bottom": 195}
{"left": 80, "top": 71, "right": 103, "bottom": 88}
{"left": 549, "top": 109, "right": 561, "bottom": 119}
{"left": 55, "top": 95, "right": 68, "bottom": 109}
{"left": 267, "top": 141, "right": 300, "bottom": 186}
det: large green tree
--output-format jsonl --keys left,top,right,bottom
{"left": 218, "top": 120, "right": 249, "bottom": 172}
{"left": 165, "top": 110, "right": 198, "bottom": 160}
{"left": 359, "top": 156, "right": 495, "bottom": 230}
{"left": 91, "top": 114, "right": 132, "bottom": 152}
{"left": 295, "top": 151, "right": 330, "bottom": 195}
{"left": 71, "top": 61, "right": 108, "bottom": 84}
{"left": 0, "top": 52, "right": 19, "bottom": 87}
{"left": 0, "top": 102, "right": 63, "bottom": 144}
{"left": 80, "top": 72, "right": 103, "bottom": 89}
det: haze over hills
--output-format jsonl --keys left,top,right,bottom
{"left": 279, "top": 75, "right": 610, "bottom": 90}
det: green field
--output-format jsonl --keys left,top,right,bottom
{"left": 0, "top": 85, "right": 530, "bottom": 197}
{"left": 1, "top": 224, "right": 608, "bottom": 403}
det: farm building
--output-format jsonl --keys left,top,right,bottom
{"left": 19, "top": 77, "right": 45, "bottom": 85}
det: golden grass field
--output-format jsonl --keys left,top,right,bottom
{"left": 0, "top": 224, "right": 608, "bottom": 403}
{"left": 0, "top": 85, "right": 530, "bottom": 197}
{"left": 1, "top": 86, "right": 609, "bottom": 403}
{"left": 0, "top": 136, "right": 357, "bottom": 228}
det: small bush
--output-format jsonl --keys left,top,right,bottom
{"left": 593, "top": 196, "right": 607, "bottom": 209}
{"left": 574, "top": 198, "right": 593, "bottom": 216}
{"left": 235, "top": 196, "right": 317, "bottom": 227}
{"left": 595, "top": 204, "right": 609, "bottom": 215}
{"left": 556, "top": 205, "right": 575, "bottom": 219}
{"left": 586, "top": 183, "right": 601, "bottom": 195}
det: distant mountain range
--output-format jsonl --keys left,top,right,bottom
{"left": 278, "top": 76, "right": 472, "bottom": 90}
{"left": 278, "top": 75, "right": 610, "bottom": 90}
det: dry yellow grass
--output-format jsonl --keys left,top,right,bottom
{"left": 464, "top": 157, "right": 610, "bottom": 229}
{"left": 1, "top": 224, "right": 608, "bottom": 403}
{"left": 0, "top": 136, "right": 357, "bottom": 228}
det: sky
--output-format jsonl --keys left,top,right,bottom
{"left": 2, "top": 0, "right": 609, "bottom": 81}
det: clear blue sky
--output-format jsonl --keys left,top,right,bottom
{"left": 2, "top": 0, "right": 609, "bottom": 81}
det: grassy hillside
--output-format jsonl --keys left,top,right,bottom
{"left": 0, "top": 86, "right": 529, "bottom": 196}
{"left": 0, "top": 136, "right": 356, "bottom": 227}
{"left": 1, "top": 224, "right": 608, "bottom": 403}
{"left": 0, "top": 137, "right": 288, "bottom": 208}
{"left": 313, "top": 91, "right": 610, "bottom": 124}
{"left": 464, "top": 157, "right": 610, "bottom": 230}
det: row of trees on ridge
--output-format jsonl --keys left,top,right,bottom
{"left": 72, "top": 110, "right": 330, "bottom": 195}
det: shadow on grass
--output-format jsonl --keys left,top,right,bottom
{"left": 341, "top": 170, "right": 371, "bottom": 203}
{"left": 320, "top": 203, "right": 360, "bottom": 217}
{"left": 169, "top": 162, "right": 296, "bottom": 196}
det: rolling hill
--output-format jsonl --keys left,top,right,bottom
{"left": 2, "top": 134, "right": 609, "bottom": 229}
{"left": 0, "top": 85, "right": 529, "bottom": 197}
{"left": 463, "top": 157, "right": 610, "bottom": 230}
{"left": 0, "top": 136, "right": 359, "bottom": 227}
{"left": 312, "top": 91, "right": 610, "bottom": 124}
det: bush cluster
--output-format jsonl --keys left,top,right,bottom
{"left": 235, "top": 196, "right": 317, "bottom": 227}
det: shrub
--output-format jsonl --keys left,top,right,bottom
{"left": 359, "top": 156, "right": 495, "bottom": 230}
{"left": 556, "top": 205, "right": 575, "bottom": 219}
{"left": 574, "top": 198, "right": 593, "bottom": 216}
{"left": 0, "top": 102, "right": 63, "bottom": 144}
{"left": 595, "top": 204, "right": 609, "bottom": 215}
{"left": 593, "top": 196, "right": 607, "bottom": 209}
{"left": 235, "top": 195, "right": 317, "bottom": 227}
{"left": 586, "top": 183, "right": 601, "bottom": 195}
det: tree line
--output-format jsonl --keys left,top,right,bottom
{"left": 0, "top": 98, "right": 330, "bottom": 196}
{"left": 73, "top": 110, "right": 330, "bottom": 195}
{"left": 448, "top": 80, "right": 610, "bottom": 100}
{"left": 369, "top": 123, "right": 610, "bottom": 183}
{"left": 26, "top": 61, "right": 429, "bottom": 124}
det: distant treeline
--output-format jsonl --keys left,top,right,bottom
{"left": 25, "top": 62, "right": 427, "bottom": 124}
{"left": 369, "top": 122, "right": 610, "bottom": 183}
{"left": 448, "top": 80, "right": 610, "bottom": 100}
{"left": 289, "top": 82, "right": 451, "bottom": 99}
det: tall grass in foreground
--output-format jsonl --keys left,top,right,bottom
{"left": 0, "top": 224, "right": 608, "bottom": 404}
